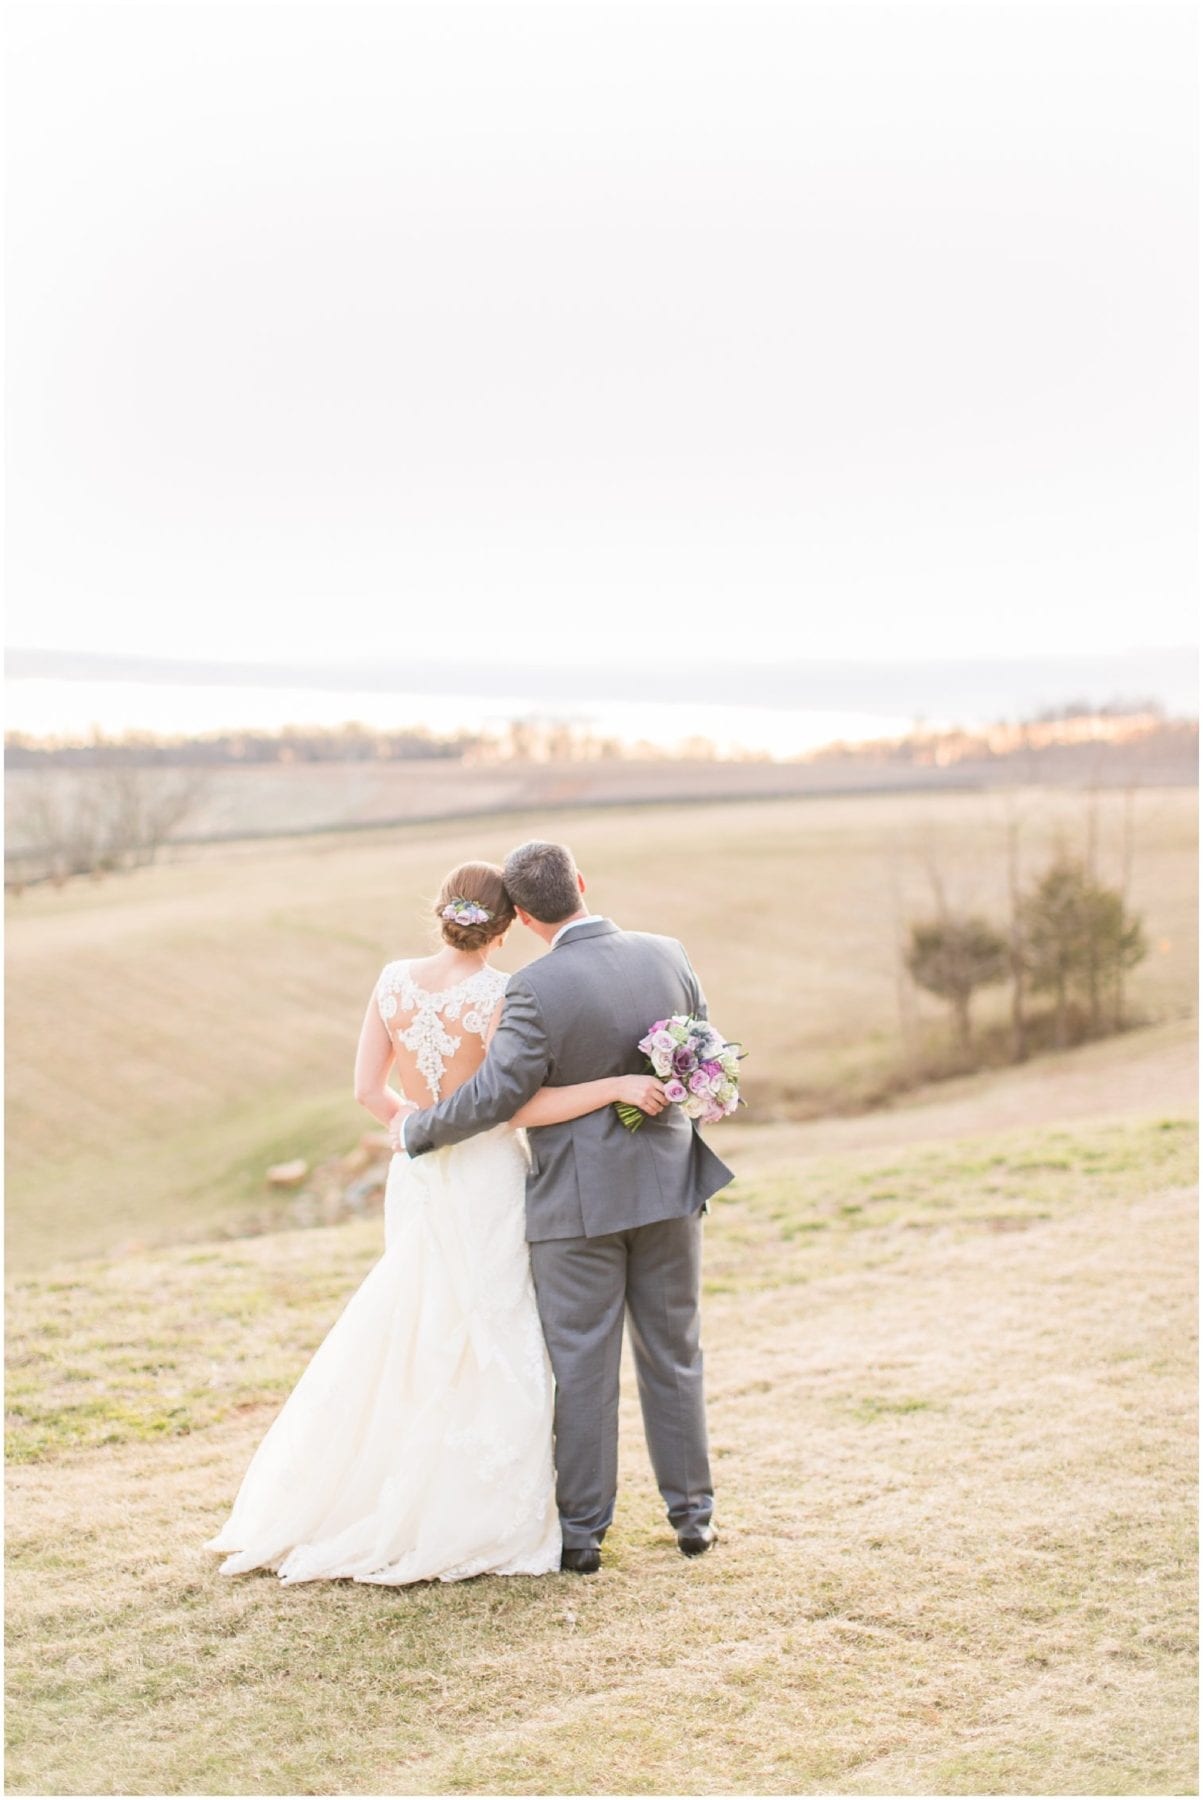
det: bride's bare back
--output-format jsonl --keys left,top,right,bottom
{"left": 375, "top": 957, "right": 509, "bottom": 1105}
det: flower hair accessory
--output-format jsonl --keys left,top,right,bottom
{"left": 441, "top": 897, "right": 492, "bottom": 926}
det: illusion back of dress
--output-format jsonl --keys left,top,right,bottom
{"left": 375, "top": 960, "right": 509, "bottom": 1105}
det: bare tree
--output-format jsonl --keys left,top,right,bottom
{"left": 1003, "top": 794, "right": 1029, "bottom": 1062}
{"left": 504, "top": 719, "right": 537, "bottom": 762}
{"left": 886, "top": 847, "right": 920, "bottom": 1074}
{"left": 97, "top": 766, "right": 148, "bottom": 869}
{"left": 136, "top": 766, "right": 214, "bottom": 863}
{"left": 1116, "top": 785, "right": 1139, "bottom": 1026}
{"left": 1083, "top": 779, "right": 1100, "bottom": 881}
{"left": 7, "top": 765, "right": 213, "bottom": 884}
{"left": 916, "top": 811, "right": 951, "bottom": 921}
{"left": 1081, "top": 779, "right": 1105, "bottom": 1032}
{"left": 7, "top": 772, "right": 102, "bottom": 884}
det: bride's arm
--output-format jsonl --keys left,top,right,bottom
{"left": 352, "top": 991, "right": 411, "bottom": 1130}
{"left": 483, "top": 1011, "right": 668, "bottom": 1126}
{"left": 511, "top": 1072, "right": 668, "bottom": 1127}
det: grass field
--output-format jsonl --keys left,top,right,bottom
{"left": 6, "top": 1094, "right": 1197, "bottom": 1795}
{"left": 5, "top": 786, "right": 1197, "bottom": 1270}
{"left": 5, "top": 784, "right": 1197, "bottom": 1793}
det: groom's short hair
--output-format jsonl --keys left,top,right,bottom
{"left": 504, "top": 840, "right": 582, "bottom": 923}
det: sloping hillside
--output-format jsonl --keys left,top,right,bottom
{"left": 6, "top": 1109, "right": 1197, "bottom": 1795}
{"left": 6, "top": 788, "right": 1196, "bottom": 1270}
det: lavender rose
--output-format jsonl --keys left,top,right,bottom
{"left": 616, "top": 1010, "right": 745, "bottom": 1132}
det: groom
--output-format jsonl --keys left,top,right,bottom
{"left": 390, "top": 839, "right": 733, "bottom": 1572}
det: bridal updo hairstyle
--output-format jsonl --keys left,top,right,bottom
{"left": 434, "top": 861, "right": 516, "bottom": 951}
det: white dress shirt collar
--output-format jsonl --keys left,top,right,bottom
{"left": 550, "top": 912, "right": 606, "bottom": 949}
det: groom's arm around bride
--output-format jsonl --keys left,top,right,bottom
{"left": 398, "top": 842, "right": 733, "bottom": 1244}
{"left": 400, "top": 975, "right": 555, "bottom": 1151}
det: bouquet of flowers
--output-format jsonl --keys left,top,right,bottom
{"left": 615, "top": 1014, "right": 745, "bottom": 1132}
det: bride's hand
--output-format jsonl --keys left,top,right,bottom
{"left": 615, "top": 1076, "right": 670, "bottom": 1116}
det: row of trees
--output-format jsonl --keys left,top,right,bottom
{"left": 905, "top": 851, "right": 1147, "bottom": 1056}
{"left": 896, "top": 784, "right": 1152, "bottom": 1065}
{"left": 10, "top": 706, "right": 1196, "bottom": 775}
{"left": 5, "top": 718, "right": 717, "bottom": 770}
{"left": 4, "top": 722, "right": 470, "bottom": 768}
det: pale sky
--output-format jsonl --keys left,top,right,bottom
{"left": 4, "top": 1, "right": 1198, "bottom": 740}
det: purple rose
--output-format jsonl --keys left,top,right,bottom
{"left": 688, "top": 1070, "right": 711, "bottom": 1095}
{"left": 663, "top": 1079, "right": 688, "bottom": 1104}
{"left": 702, "top": 1060, "right": 722, "bottom": 1078}
{"left": 673, "top": 1049, "right": 696, "bottom": 1075}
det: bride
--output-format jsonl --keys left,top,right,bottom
{"left": 203, "top": 860, "right": 666, "bottom": 1586}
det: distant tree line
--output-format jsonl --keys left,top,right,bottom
{"left": 7, "top": 704, "right": 1196, "bottom": 775}
{"left": 4, "top": 722, "right": 474, "bottom": 769}
{"left": 1029, "top": 696, "right": 1168, "bottom": 722}
{"left": 811, "top": 709, "right": 1196, "bottom": 774}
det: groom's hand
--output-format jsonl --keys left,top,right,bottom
{"left": 387, "top": 1103, "right": 418, "bottom": 1153}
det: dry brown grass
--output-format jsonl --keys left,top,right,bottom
{"left": 6, "top": 1107, "right": 1197, "bottom": 1796}
{"left": 6, "top": 787, "right": 1197, "bottom": 1270}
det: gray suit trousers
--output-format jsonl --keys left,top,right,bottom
{"left": 529, "top": 1209, "right": 714, "bottom": 1550}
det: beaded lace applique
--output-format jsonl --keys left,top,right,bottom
{"left": 375, "top": 961, "right": 508, "bottom": 1102}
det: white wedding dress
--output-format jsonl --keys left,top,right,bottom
{"left": 204, "top": 960, "right": 561, "bottom": 1585}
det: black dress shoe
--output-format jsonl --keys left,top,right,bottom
{"left": 677, "top": 1523, "right": 718, "bottom": 1558}
{"left": 560, "top": 1547, "right": 601, "bottom": 1574}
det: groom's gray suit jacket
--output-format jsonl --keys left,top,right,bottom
{"left": 403, "top": 919, "right": 734, "bottom": 1240}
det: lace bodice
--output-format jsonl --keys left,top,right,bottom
{"left": 375, "top": 960, "right": 509, "bottom": 1102}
